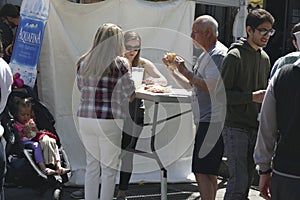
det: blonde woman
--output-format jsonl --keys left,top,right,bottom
{"left": 76, "top": 23, "right": 135, "bottom": 200}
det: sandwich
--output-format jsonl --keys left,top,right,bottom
{"left": 166, "top": 52, "right": 177, "bottom": 70}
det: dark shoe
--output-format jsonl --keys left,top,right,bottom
{"left": 116, "top": 196, "right": 127, "bottom": 200}
{"left": 70, "top": 189, "right": 84, "bottom": 199}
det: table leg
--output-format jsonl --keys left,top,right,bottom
{"left": 161, "top": 168, "right": 168, "bottom": 200}
{"left": 151, "top": 102, "right": 168, "bottom": 200}
{"left": 150, "top": 102, "right": 159, "bottom": 151}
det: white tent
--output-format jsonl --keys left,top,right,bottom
{"left": 233, "top": 0, "right": 248, "bottom": 41}
{"left": 2, "top": 0, "right": 241, "bottom": 8}
{"left": 16, "top": 0, "right": 241, "bottom": 185}
{"left": 38, "top": 0, "right": 196, "bottom": 185}
{"left": 194, "top": 0, "right": 239, "bottom": 7}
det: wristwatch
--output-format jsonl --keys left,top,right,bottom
{"left": 258, "top": 169, "right": 272, "bottom": 175}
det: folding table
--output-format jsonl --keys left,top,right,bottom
{"left": 128, "top": 88, "right": 191, "bottom": 200}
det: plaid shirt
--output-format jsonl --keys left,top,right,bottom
{"left": 77, "top": 57, "right": 135, "bottom": 119}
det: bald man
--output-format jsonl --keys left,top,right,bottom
{"left": 163, "top": 15, "right": 228, "bottom": 200}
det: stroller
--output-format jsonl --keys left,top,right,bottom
{"left": 1, "top": 86, "right": 71, "bottom": 200}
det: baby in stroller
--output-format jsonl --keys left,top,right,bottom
{"left": 10, "top": 96, "right": 70, "bottom": 175}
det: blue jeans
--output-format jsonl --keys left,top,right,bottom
{"left": 222, "top": 126, "right": 257, "bottom": 200}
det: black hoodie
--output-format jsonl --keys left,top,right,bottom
{"left": 221, "top": 38, "right": 271, "bottom": 130}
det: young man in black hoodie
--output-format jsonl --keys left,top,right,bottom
{"left": 221, "top": 8, "right": 275, "bottom": 200}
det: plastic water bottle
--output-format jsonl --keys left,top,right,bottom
{"left": 9, "top": 0, "right": 50, "bottom": 88}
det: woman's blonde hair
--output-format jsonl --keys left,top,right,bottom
{"left": 76, "top": 23, "right": 125, "bottom": 78}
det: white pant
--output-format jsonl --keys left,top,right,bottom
{"left": 78, "top": 117, "right": 123, "bottom": 200}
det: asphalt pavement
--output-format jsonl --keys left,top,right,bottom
{"left": 4, "top": 177, "right": 262, "bottom": 200}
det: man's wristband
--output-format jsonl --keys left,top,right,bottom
{"left": 258, "top": 169, "right": 272, "bottom": 175}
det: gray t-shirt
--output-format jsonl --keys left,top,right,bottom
{"left": 191, "top": 41, "right": 228, "bottom": 124}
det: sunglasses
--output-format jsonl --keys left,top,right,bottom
{"left": 125, "top": 45, "right": 140, "bottom": 51}
{"left": 255, "top": 28, "right": 276, "bottom": 36}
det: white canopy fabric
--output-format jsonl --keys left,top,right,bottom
{"left": 233, "top": 0, "right": 248, "bottom": 41}
{"left": 3, "top": 0, "right": 241, "bottom": 7}
{"left": 38, "top": 0, "right": 196, "bottom": 185}
{"left": 194, "top": 0, "right": 240, "bottom": 7}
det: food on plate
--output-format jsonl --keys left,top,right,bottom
{"left": 149, "top": 87, "right": 168, "bottom": 93}
{"left": 144, "top": 85, "right": 170, "bottom": 93}
{"left": 143, "top": 77, "right": 155, "bottom": 85}
{"left": 166, "top": 52, "right": 177, "bottom": 70}
{"left": 166, "top": 53, "right": 176, "bottom": 61}
{"left": 144, "top": 85, "right": 153, "bottom": 90}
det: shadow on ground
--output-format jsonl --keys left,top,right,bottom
{"left": 5, "top": 178, "right": 236, "bottom": 200}
{"left": 5, "top": 160, "right": 260, "bottom": 200}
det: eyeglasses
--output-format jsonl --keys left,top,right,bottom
{"left": 255, "top": 28, "right": 276, "bottom": 36}
{"left": 125, "top": 45, "right": 140, "bottom": 51}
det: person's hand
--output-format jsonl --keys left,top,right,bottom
{"left": 23, "top": 126, "right": 31, "bottom": 136}
{"left": 174, "top": 56, "right": 187, "bottom": 74}
{"left": 252, "top": 90, "right": 266, "bottom": 103}
{"left": 259, "top": 174, "right": 271, "bottom": 200}
{"left": 162, "top": 54, "right": 176, "bottom": 72}
{"left": 23, "top": 128, "right": 36, "bottom": 139}
{"left": 162, "top": 54, "right": 186, "bottom": 73}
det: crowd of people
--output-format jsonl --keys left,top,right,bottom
{"left": 1, "top": 2, "right": 300, "bottom": 200}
